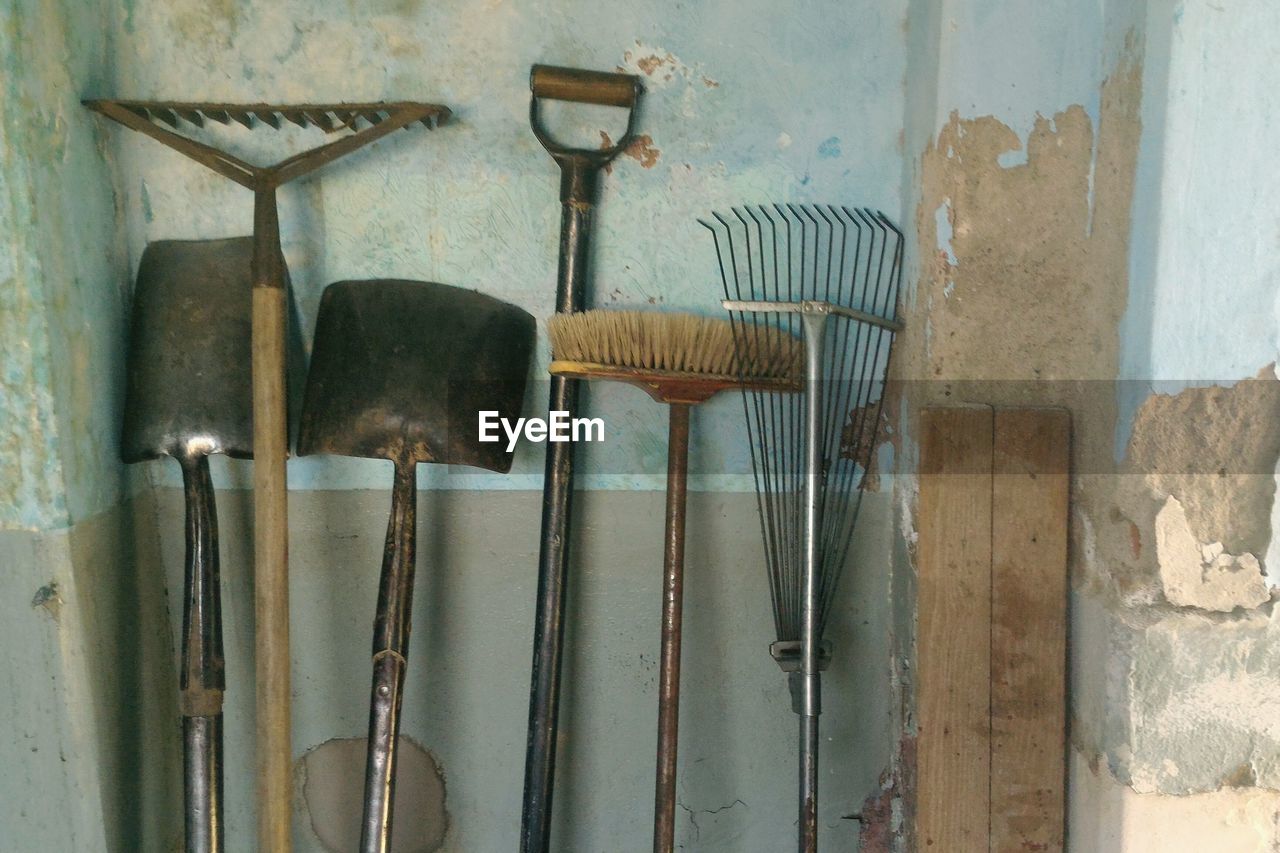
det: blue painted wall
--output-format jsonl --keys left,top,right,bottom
{"left": 97, "top": 0, "right": 911, "bottom": 493}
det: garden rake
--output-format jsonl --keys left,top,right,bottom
{"left": 703, "top": 204, "right": 904, "bottom": 852}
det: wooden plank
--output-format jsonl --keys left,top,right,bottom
{"left": 916, "top": 406, "right": 994, "bottom": 853}
{"left": 991, "top": 408, "right": 1070, "bottom": 853}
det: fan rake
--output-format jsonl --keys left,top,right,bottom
{"left": 702, "top": 204, "right": 904, "bottom": 852}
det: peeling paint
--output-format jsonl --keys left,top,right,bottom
{"left": 1155, "top": 496, "right": 1269, "bottom": 613}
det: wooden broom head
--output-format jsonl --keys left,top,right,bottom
{"left": 548, "top": 309, "right": 801, "bottom": 405}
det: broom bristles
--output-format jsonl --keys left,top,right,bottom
{"left": 548, "top": 309, "right": 802, "bottom": 380}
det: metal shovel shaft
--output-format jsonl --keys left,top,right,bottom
{"left": 361, "top": 462, "right": 418, "bottom": 853}
{"left": 179, "top": 454, "right": 225, "bottom": 853}
{"left": 521, "top": 160, "right": 594, "bottom": 853}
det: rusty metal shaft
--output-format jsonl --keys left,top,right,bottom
{"left": 361, "top": 462, "right": 418, "bottom": 853}
{"left": 179, "top": 454, "right": 225, "bottom": 853}
{"left": 654, "top": 404, "right": 691, "bottom": 852}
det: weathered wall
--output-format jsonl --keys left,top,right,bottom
{"left": 1, "top": 1, "right": 181, "bottom": 850}
{"left": 884, "top": 0, "right": 1280, "bottom": 848}
{"left": 79, "top": 1, "right": 915, "bottom": 850}
{"left": 101, "top": 0, "right": 910, "bottom": 493}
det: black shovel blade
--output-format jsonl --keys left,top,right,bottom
{"left": 122, "top": 238, "right": 260, "bottom": 463}
{"left": 297, "top": 280, "right": 534, "bottom": 472}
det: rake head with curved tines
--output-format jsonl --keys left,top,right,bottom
{"left": 703, "top": 204, "right": 904, "bottom": 653}
{"left": 701, "top": 203, "right": 904, "bottom": 853}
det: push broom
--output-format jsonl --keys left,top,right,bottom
{"left": 86, "top": 99, "right": 450, "bottom": 852}
{"left": 704, "top": 204, "right": 904, "bottom": 852}
{"left": 547, "top": 309, "right": 800, "bottom": 852}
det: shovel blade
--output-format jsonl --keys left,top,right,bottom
{"left": 297, "top": 280, "right": 534, "bottom": 472}
{"left": 122, "top": 238, "right": 263, "bottom": 462}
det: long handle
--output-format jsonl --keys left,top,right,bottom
{"left": 653, "top": 404, "right": 691, "bottom": 853}
{"left": 520, "top": 146, "right": 599, "bottom": 853}
{"left": 251, "top": 187, "right": 292, "bottom": 853}
{"left": 797, "top": 311, "right": 828, "bottom": 853}
{"left": 361, "top": 462, "right": 418, "bottom": 853}
{"left": 179, "top": 455, "right": 225, "bottom": 853}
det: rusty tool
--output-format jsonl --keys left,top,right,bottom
{"left": 705, "top": 205, "right": 904, "bottom": 852}
{"left": 548, "top": 309, "right": 799, "bottom": 852}
{"left": 521, "top": 64, "right": 643, "bottom": 853}
{"left": 120, "top": 238, "right": 252, "bottom": 853}
{"left": 297, "top": 280, "right": 534, "bottom": 853}
{"left": 85, "top": 99, "right": 450, "bottom": 851}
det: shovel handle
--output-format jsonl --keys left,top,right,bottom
{"left": 529, "top": 65, "right": 643, "bottom": 164}
{"left": 530, "top": 65, "right": 640, "bottom": 108}
{"left": 180, "top": 455, "right": 225, "bottom": 853}
{"left": 361, "top": 462, "right": 418, "bottom": 853}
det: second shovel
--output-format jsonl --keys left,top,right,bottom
{"left": 297, "top": 280, "right": 534, "bottom": 853}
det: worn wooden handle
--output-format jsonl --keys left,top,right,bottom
{"left": 530, "top": 64, "right": 640, "bottom": 108}
{"left": 252, "top": 285, "right": 292, "bottom": 852}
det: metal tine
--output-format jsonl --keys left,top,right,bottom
{"left": 758, "top": 204, "right": 797, "bottom": 634}
{"left": 254, "top": 109, "right": 282, "bottom": 130}
{"left": 732, "top": 206, "right": 787, "bottom": 634}
{"left": 303, "top": 110, "right": 336, "bottom": 131}
{"left": 820, "top": 206, "right": 871, "bottom": 573}
{"left": 762, "top": 204, "right": 796, "bottom": 632}
{"left": 153, "top": 107, "right": 181, "bottom": 128}
{"left": 742, "top": 207, "right": 778, "bottom": 630}
{"left": 823, "top": 208, "right": 899, "bottom": 633}
{"left": 330, "top": 109, "right": 356, "bottom": 130}
{"left": 817, "top": 206, "right": 858, "bottom": 572}
{"left": 126, "top": 104, "right": 152, "bottom": 122}
{"left": 203, "top": 108, "right": 232, "bottom": 125}
{"left": 231, "top": 110, "right": 255, "bottom": 130}
{"left": 281, "top": 109, "right": 309, "bottom": 129}
{"left": 798, "top": 204, "right": 841, "bottom": 603}
{"left": 819, "top": 211, "right": 870, "bottom": 622}
{"left": 176, "top": 108, "right": 204, "bottom": 127}
{"left": 777, "top": 203, "right": 804, "bottom": 636}
{"left": 360, "top": 110, "right": 384, "bottom": 126}
{"left": 706, "top": 211, "right": 786, "bottom": 638}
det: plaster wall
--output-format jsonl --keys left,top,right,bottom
{"left": 100, "top": 0, "right": 911, "bottom": 493}
{"left": 889, "top": 0, "right": 1280, "bottom": 848}
{"left": 144, "top": 486, "right": 897, "bottom": 851}
{"left": 80, "top": 2, "right": 915, "bottom": 849}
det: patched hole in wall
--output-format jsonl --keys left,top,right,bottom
{"left": 299, "top": 736, "right": 448, "bottom": 853}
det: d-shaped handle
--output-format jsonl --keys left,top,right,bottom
{"left": 530, "top": 64, "right": 640, "bottom": 108}
{"left": 529, "top": 64, "right": 643, "bottom": 161}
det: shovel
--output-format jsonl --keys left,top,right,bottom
{"left": 121, "top": 238, "right": 257, "bottom": 853}
{"left": 297, "top": 279, "right": 534, "bottom": 853}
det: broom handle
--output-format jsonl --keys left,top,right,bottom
{"left": 252, "top": 187, "right": 292, "bottom": 853}
{"left": 654, "top": 404, "right": 691, "bottom": 853}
